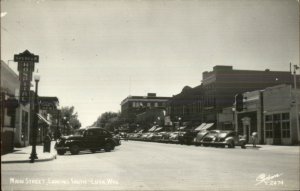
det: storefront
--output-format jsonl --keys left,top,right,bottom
{"left": 235, "top": 84, "right": 300, "bottom": 145}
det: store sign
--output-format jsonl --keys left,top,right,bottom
{"left": 14, "top": 50, "right": 39, "bottom": 105}
{"left": 40, "top": 102, "right": 55, "bottom": 111}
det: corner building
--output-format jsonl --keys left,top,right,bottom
{"left": 202, "top": 65, "right": 295, "bottom": 127}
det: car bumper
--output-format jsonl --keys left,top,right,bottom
{"left": 55, "top": 146, "right": 69, "bottom": 150}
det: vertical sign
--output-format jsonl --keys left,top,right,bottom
{"left": 14, "top": 50, "right": 39, "bottom": 105}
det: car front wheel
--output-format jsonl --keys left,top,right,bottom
{"left": 104, "top": 142, "right": 113, "bottom": 152}
{"left": 228, "top": 141, "right": 235, "bottom": 148}
{"left": 70, "top": 145, "right": 80, "bottom": 155}
{"left": 57, "top": 150, "right": 66, "bottom": 155}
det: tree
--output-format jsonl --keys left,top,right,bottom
{"left": 94, "top": 112, "right": 122, "bottom": 131}
{"left": 51, "top": 106, "right": 81, "bottom": 136}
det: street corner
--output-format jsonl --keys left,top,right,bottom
{"left": 1, "top": 152, "right": 57, "bottom": 164}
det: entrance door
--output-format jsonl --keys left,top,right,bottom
{"left": 273, "top": 120, "right": 281, "bottom": 145}
{"left": 242, "top": 117, "right": 251, "bottom": 143}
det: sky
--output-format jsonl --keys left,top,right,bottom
{"left": 1, "top": 0, "right": 299, "bottom": 127}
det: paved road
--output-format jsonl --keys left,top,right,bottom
{"left": 2, "top": 141, "right": 299, "bottom": 191}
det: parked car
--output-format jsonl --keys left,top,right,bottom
{"left": 178, "top": 130, "right": 198, "bottom": 145}
{"left": 212, "top": 130, "right": 246, "bottom": 148}
{"left": 158, "top": 132, "right": 172, "bottom": 143}
{"left": 169, "top": 132, "right": 180, "bottom": 143}
{"left": 193, "top": 130, "right": 210, "bottom": 146}
{"left": 55, "top": 127, "right": 118, "bottom": 155}
{"left": 200, "top": 130, "right": 221, "bottom": 146}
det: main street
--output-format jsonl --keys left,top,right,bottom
{"left": 2, "top": 141, "right": 299, "bottom": 191}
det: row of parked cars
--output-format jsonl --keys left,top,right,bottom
{"left": 127, "top": 129, "right": 247, "bottom": 148}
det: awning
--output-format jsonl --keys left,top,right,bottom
{"left": 154, "top": 127, "right": 163, "bottom": 132}
{"left": 148, "top": 126, "right": 157, "bottom": 132}
{"left": 194, "top": 123, "right": 207, "bottom": 131}
{"left": 37, "top": 114, "right": 51, "bottom": 125}
{"left": 202, "top": 123, "right": 214, "bottom": 130}
{"left": 179, "top": 126, "right": 186, "bottom": 130}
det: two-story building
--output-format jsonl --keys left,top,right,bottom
{"left": 121, "top": 93, "right": 170, "bottom": 128}
{"left": 236, "top": 84, "right": 300, "bottom": 145}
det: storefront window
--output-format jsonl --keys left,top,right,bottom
{"left": 282, "top": 113, "right": 290, "bottom": 138}
{"left": 282, "top": 121, "right": 290, "bottom": 138}
{"left": 265, "top": 123, "right": 273, "bottom": 138}
{"left": 282, "top": 113, "right": 289, "bottom": 120}
{"left": 265, "top": 115, "right": 272, "bottom": 122}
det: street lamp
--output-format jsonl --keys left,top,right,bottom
{"left": 63, "top": 117, "right": 67, "bottom": 135}
{"left": 29, "top": 74, "right": 40, "bottom": 163}
{"left": 157, "top": 117, "right": 160, "bottom": 126}
{"left": 55, "top": 105, "right": 61, "bottom": 139}
{"left": 178, "top": 117, "right": 181, "bottom": 131}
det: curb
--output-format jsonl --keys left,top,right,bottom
{"left": 1, "top": 153, "right": 57, "bottom": 164}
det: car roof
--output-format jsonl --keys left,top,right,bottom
{"left": 80, "top": 127, "right": 107, "bottom": 131}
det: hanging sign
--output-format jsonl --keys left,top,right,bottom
{"left": 14, "top": 50, "right": 39, "bottom": 105}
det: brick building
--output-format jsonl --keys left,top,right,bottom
{"left": 167, "top": 65, "right": 297, "bottom": 129}
{"left": 121, "top": 93, "right": 170, "bottom": 126}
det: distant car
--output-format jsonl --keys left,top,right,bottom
{"left": 193, "top": 130, "right": 210, "bottom": 146}
{"left": 212, "top": 130, "right": 246, "bottom": 148}
{"left": 168, "top": 132, "right": 180, "bottom": 143}
{"left": 178, "top": 130, "right": 198, "bottom": 145}
{"left": 112, "top": 134, "right": 121, "bottom": 146}
{"left": 200, "top": 130, "right": 221, "bottom": 146}
{"left": 55, "top": 127, "right": 118, "bottom": 155}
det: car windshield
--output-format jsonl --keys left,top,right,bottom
{"left": 73, "top": 130, "right": 85, "bottom": 136}
{"left": 218, "top": 133, "right": 228, "bottom": 138}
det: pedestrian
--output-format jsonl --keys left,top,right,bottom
{"left": 251, "top": 132, "right": 258, "bottom": 147}
{"left": 43, "top": 132, "right": 52, "bottom": 153}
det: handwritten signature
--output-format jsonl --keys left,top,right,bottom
{"left": 255, "top": 173, "right": 284, "bottom": 186}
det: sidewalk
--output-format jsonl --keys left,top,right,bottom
{"left": 245, "top": 144, "right": 300, "bottom": 154}
{"left": 1, "top": 141, "right": 57, "bottom": 164}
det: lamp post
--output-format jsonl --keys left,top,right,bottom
{"left": 55, "top": 106, "right": 61, "bottom": 139}
{"left": 178, "top": 117, "right": 181, "bottom": 131}
{"left": 30, "top": 74, "right": 40, "bottom": 163}
{"left": 63, "top": 117, "right": 66, "bottom": 135}
{"left": 157, "top": 117, "right": 160, "bottom": 126}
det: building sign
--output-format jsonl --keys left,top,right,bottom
{"left": 14, "top": 50, "right": 39, "bottom": 105}
{"left": 39, "top": 97, "right": 59, "bottom": 111}
{"left": 40, "top": 102, "right": 55, "bottom": 111}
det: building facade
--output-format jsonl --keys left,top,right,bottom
{"left": 121, "top": 93, "right": 170, "bottom": 126}
{"left": 202, "top": 65, "right": 296, "bottom": 127}
{"left": 235, "top": 84, "right": 300, "bottom": 145}
{"left": 166, "top": 85, "right": 204, "bottom": 128}
{"left": 1, "top": 61, "right": 32, "bottom": 153}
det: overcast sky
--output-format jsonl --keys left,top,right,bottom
{"left": 1, "top": 0, "right": 299, "bottom": 127}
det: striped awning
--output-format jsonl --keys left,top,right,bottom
{"left": 37, "top": 114, "right": 51, "bottom": 125}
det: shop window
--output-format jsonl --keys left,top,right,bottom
{"left": 265, "top": 115, "right": 272, "bottom": 122}
{"left": 265, "top": 123, "right": 273, "bottom": 138}
{"left": 273, "top": 114, "right": 280, "bottom": 121}
{"left": 155, "top": 102, "right": 158, "bottom": 107}
{"left": 282, "top": 121, "right": 290, "bottom": 138}
{"left": 282, "top": 113, "right": 289, "bottom": 120}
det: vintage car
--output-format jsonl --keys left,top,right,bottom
{"left": 178, "top": 130, "right": 198, "bottom": 145}
{"left": 212, "top": 130, "right": 246, "bottom": 148}
{"left": 168, "top": 132, "right": 181, "bottom": 143}
{"left": 55, "top": 127, "right": 118, "bottom": 155}
{"left": 200, "top": 130, "right": 221, "bottom": 146}
{"left": 193, "top": 130, "right": 210, "bottom": 146}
